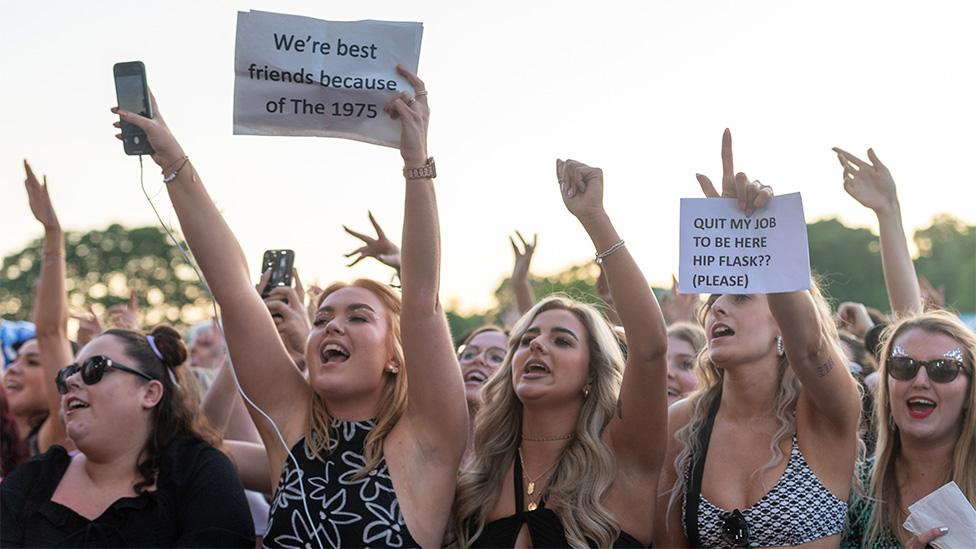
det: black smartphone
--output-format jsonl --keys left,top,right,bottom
{"left": 260, "top": 250, "right": 295, "bottom": 298}
{"left": 113, "top": 61, "right": 154, "bottom": 156}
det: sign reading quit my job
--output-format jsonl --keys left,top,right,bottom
{"left": 678, "top": 193, "right": 811, "bottom": 294}
{"left": 233, "top": 10, "right": 423, "bottom": 147}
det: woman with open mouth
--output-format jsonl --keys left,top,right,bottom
{"left": 655, "top": 130, "right": 863, "bottom": 549}
{"left": 844, "top": 312, "right": 975, "bottom": 547}
{"left": 109, "top": 66, "right": 468, "bottom": 548}
{"left": 454, "top": 158, "right": 669, "bottom": 548}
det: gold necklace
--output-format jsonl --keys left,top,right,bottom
{"left": 520, "top": 432, "right": 574, "bottom": 442}
{"left": 518, "top": 446, "right": 560, "bottom": 511}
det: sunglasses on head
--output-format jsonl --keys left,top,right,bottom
{"left": 56, "top": 355, "right": 156, "bottom": 395}
{"left": 722, "top": 509, "right": 750, "bottom": 547}
{"left": 887, "top": 356, "right": 967, "bottom": 384}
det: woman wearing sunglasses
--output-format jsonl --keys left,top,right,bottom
{"left": 655, "top": 131, "right": 862, "bottom": 548}
{"left": 843, "top": 312, "right": 975, "bottom": 547}
{"left": 0, "top": 325, "right": 255, "bottom": 546}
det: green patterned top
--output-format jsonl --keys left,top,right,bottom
{"left": 842, "top": 457, "right": 902, "bottom": 548}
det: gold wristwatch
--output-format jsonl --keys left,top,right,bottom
{"left": 403, "top": 157, "right": 436, "bottom": 180}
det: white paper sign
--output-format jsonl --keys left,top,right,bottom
{"left": 233, "top": 10, "right": 423, "bottom": 147}
{"left": 903, "top": 481, "right": 976, "bottom": 549}
{"left": 678, "top": 193, "right": 811, "bottom": 294}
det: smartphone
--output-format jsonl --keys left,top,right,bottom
{"left": 260, "top": 250, "right": 295, "bottom": 298}
{"left": 113, "top": 61, "right": 154, "bottom": 156}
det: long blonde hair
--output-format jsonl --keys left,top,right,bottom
{"left": 453, "top": 296, "right": 626, "bottom": 548}
{"left": 666, "top": 281, "right": 843, "bottom": 520}
{"left": 865, "top": 310, "right": 976, "bottom": 545}
{"left": 305, "top": 279, "right": 408, "bottom": 480}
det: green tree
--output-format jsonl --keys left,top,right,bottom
{"left": 807, "top": 218, "right": 888, "bottom": 311}
{"left": 1, "top": 224, "right": 210, "bottom": 328}
{"left": 914, "top": 215, "right": 976, "bottom": 313}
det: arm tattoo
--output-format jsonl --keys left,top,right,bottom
{"left": 616, "top": 397, "right": 624, "bottom": 420}
{"left": 817, "top": 359, "right": 835, "bottom": 378}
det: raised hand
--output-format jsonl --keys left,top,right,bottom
{"left": 510, "top": 231, "right": 537, "bottom": 282}
{"left": 24, "top": 161, "right": 60, "bottom": 231}
{"left": 71, "top": 304, "right": 104, "bottom": 346}
{"left": 835, "top": 301, "right": 874, "bottom": 338}
{"left": 261, "top": 269, "right": 309, "bottom": 364}
{"left": 556, "top": 159, "right": 605, "bottom": 222}
{"left": 384, "top": 65, "right": 429, "bottom": 167}
{"left": 106, "top": 290, "right": 140, "bottom": 331}
{"left": 661, "top": 275, "right": 701, "bottom": 325}
{"left": 832, "top": 147, "right": 898, "bottom": 215}
{"left": 112, "top": 90, "right": 187, "bottom": 171}
{"left": 918, "top": 275, "right": 946, "bottom": 310}
{"left": 695, "top": 129, "right": 773, "bottom": 216}
{"left": 343, "top": 211, "right": 401, "bottom": 272}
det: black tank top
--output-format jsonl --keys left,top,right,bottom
{"left": 263, "top": 420, "right": 419, "bottom": 548}
{"left": 472, "top": 450, "right": 646, "bottom": 548}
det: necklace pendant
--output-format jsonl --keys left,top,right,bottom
{"left": 527, "top": 481, "right": 535, "bottom": 495}
{"left": 527, "top": 502, "right": 537, "bottom": 511}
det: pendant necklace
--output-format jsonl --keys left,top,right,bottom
{"left": 518, "top": 446, "right": 560, "bottom": 511}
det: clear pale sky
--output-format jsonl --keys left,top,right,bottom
{"left": 2, "top": 1, "right": 974, "bottom": 312}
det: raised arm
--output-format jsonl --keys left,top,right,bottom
{"left": 113, "top": 96, "right": 308, "bottom": 441}
{"left": 390, "top": 68, "right": 467, "bottom": 461}
{"left": 556, "top": 159, "right": 669, "bottom": 473}
{"left": 833, "top": 147, "right": 922, "bottom": 316}
{"left": 343, "top": 211, "right": 402, "bottom": 277}
{"left": 23, "top": 161, "right": 72, "bottom": 452}
{"left": 510, "top": 231, "right": 538, "bottom": 314}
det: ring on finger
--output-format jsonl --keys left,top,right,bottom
{"left": 407, "top": 96, "right": 416, "bottom": 105}
{"left": 416, "top": 90, "right": 428, "bottom": 97}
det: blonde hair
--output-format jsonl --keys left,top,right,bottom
{"left": 865, "top": 310, "right": 976, "bottom": 545}
{"left": 667, "top": 322, "right": 707, "bottom": 355}
{"left": 666, "top": 281, "right": 844, "bottom": 520}
{"left": 453, "top": 296, "right": 626, "bottom": 548}
{"left": 305, "top": 279, "right": 408, "bottom": 480}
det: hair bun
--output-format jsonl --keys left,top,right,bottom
{"left": 149, "top": 325, "right": 188, "bottom": 368}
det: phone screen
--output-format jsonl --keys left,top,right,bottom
{"left": 116, "top": 74, "right": 148, "bottom": 116}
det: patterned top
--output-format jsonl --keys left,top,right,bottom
{"left": 841, "top": 457, "right": 902, "bottom": 548}
{"left": 263, "top": 420, "right": 418, "bottom": 549}
{"left": 685, "top": 434, "right": 848, "bottom": 548}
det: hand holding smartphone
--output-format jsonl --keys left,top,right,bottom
{"left": 261, "top": 250, "right": 295, "bottom": 299}
{"left": 113, "top": 61, "right": 154, "bottom": 156}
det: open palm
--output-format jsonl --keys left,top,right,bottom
{"left": 833, "top": 147, "right": 897, "bottom": 214}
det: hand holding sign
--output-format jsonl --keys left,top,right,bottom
{"left": 679, "top": 130, "right": 811, "bottom": 294}
{"left": 384, "top": 66, "right": 429, "bottom": 167}
{"left": 695, "top": 129, "right": 774, "bottom": 216}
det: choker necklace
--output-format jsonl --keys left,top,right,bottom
{"left": 518, "top": 446, "right": 560, "bottom": 511}
{"left": 521, "top": 432, "right": 574, "bottom": 442}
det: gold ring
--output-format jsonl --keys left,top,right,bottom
{"left": 416, "top": 90, "right": 428, "bottom": 97}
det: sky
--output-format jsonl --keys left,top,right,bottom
{"left": 2, "top": 1, "right": 975, "bottom": 312}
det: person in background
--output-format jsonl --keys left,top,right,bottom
{"left": 0, "top": 326, "right": 254, "bottom": 546}
{"left": 666, "top": 322, "right": 706, "bottom": 406}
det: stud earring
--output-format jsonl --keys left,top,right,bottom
{"left": 389, "top": 366, "right": 400, "bottom": 374}
{"left": 582, "top": 384, "right": 591, "bottom": 398}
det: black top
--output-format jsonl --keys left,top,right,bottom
{"left": 473, "top": 450, "right": 646, "bottom": 548}
{"left": 263, "top": 420, "right": 419, "bottom": 548}
{"left": 0, "top": 437, "right": 254, "bottom": 548}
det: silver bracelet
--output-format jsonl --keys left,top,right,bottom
{"left": 163, "top": 157, "right": 190, "bottom": 184}
{"left": 595, "top": 239, "right": 625, "bottom": 264}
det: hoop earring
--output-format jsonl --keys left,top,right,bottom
{"left": 776, "top": 336, "right": 785, "bottom": 357}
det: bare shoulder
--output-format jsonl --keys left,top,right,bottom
{"left": 668, "top": 397, "right": 696, "bottom": 435}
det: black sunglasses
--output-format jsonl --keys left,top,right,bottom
{"left": 56, "top": 355, "right": 156, "bottom": 395}
{"left": 722, "top": 509, "right": 750, "bottom": 547}
{"left": 887, "top": 356, "right": 967, "bottom": 384}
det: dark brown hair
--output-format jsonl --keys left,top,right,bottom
{"left": 102, "top": 326, "right": 220, "bottom": 493}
